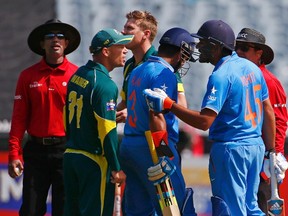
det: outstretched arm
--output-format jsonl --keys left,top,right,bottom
{"left": 143, "top": 88, "right": 216, "bottom": 131}
{"left": 171, "top": 104, "right": 216, "bottom": 131}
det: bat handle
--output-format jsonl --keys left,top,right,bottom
{"left": 113, "top": 183, "right": 122, "bottom": 216}
{"left": 145, "top": 130, "right": 159, "bottom": 164}
{"left": 270, "top": 152, "right": 279, "bottom": 199}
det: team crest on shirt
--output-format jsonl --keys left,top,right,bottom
{"left": 208, "top": 86, "right": 217, "bottom": 101}
{"left": 106, "top": 100, "right": 116, "bottom": 111}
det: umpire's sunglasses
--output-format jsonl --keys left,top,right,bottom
{"left": 44, "top": 33, "right": 65, "bottom": 40}
{"left": 235, "top": 43, "right": 259, "bottom": 52}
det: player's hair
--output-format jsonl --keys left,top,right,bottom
{"left": 126, "top": 10, "right": 158, "bottom": 42}
{"left": 158, "top": 44, "right": 180, "bottom": 58}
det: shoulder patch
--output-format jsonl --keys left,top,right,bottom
{"left": 106, "top": 99, "right": 116, "bottom": 111}
{"left": 208, "top": 86, "right": 217, "bottom": 101}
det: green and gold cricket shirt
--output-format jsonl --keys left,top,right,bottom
{"left": 64, "top": 60, "right": 120, "bottom": 171}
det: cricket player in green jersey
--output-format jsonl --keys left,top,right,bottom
{"left": 63, "top": 28, "right": 133, "bottom": 216}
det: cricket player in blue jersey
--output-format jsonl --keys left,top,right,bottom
{"left": 120, "top": 27, "right": 197, "bottom": 215}
{"left": 143, "top": 20, "right": 276, "bottom": 215}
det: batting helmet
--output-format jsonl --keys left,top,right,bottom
{"left": 191, "top": 20, "right": 235, "bottom": 51}
{"left": 159, "top": 27, "right": 195, "bottom": 61}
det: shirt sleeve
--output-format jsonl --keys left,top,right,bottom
{"left": 266, "top": 77, "right": 288, "bottom": 154}
{"left": 92, "top": 81, "right": 120, "bottom": 171}
{"left": 175, "top": 71, "right": 185, "bottom": 93}
{"left": 201, "top": 72, "right": 230, "bottom": 114}
{"left": 8, "top": 70, "right": 30, "bottom": 162}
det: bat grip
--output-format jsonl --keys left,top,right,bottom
{"left": 269, "top": 152, "right": 279, "bottom": 199}
{"left": 145, "top": 130, "right": 159, "bottom": 164}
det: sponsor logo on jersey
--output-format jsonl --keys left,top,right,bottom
{"left": 29, "top": 81, "right": 42, "bottom": 88}
{"left": 14, "top": 95, "right": 21, "bottom": 100}
{"left": 208, "top": 86, "right": 217, "bottom": 101}
{"left": 106, "top": 100, "right": 116, "bottom": 111}
{"left": 274, "top": 103, "right": 287, "bottom": 108}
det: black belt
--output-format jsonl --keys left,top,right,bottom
{"left": 29, "top": 136, "right": 66, "bottom": 145}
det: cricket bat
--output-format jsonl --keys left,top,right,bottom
{"left": 113, "top": 183, "right": 122, "bottom": 216}
{"left": 268, "top": 152, "right": 285, "bottom": 216}
{"left": 145, "top": 130, "right": 181, "bottom": 216}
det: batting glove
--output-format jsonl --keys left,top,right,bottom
{"left": 147, "top": 156, "right": 176, "bottom": 185}
{"left": 261, "top": 150, "right": 274, "bottom": 181}
{"left": 261, "top": 150, "right": 287, "bottom": 184}
{"left": 274, "top": 152, "right": 288, "bottom": 184}
{"left": 143, "top": 88, "right": 175, "bottom": 112}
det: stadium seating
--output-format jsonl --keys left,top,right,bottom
{"left": 63, "top": 0, "right": 288, "bottom": 110}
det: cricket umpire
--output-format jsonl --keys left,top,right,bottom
{"left": 8, "top": 19, "right": 80, "bottom": 216}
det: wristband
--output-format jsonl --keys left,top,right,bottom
{"left": 264, "top": 148, "right": 275, "bottom": 159}
{"left": 163, "top": 97, "right": 175, "bottom": 110}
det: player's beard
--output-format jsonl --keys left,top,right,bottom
{"left": 198, "top": 47, "right": 214, "bottom": 63}
{"left": 199, "top": 52, "right": 213, "bottom": 63}
{"left": 173, "top": 60, "right": 183, "bottom": 72}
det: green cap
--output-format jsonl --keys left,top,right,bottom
{"left": 90, "top": 28, "right": 133, "bottom": 53}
